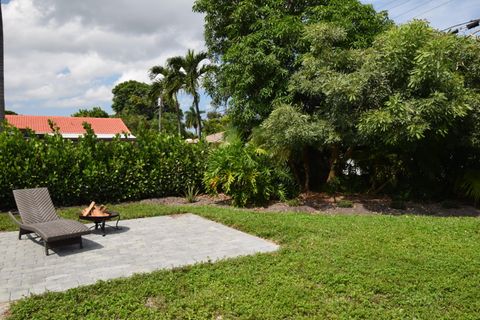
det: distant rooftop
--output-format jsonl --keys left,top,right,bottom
{"left": 6, "top": 115, "right": 135, "bottom": 139}
{"left": 186, "top": 132, "right": 225, "bottom": 144}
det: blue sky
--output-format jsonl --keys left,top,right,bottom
{"left": 362, "top": 0, "right": 480, "bottom": 30}
{"left": 3, "top": 0, "right": 480, "bottom": 117}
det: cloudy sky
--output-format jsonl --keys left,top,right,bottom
{"left": 3, "top": 0, "right": 480, "bottom": 116}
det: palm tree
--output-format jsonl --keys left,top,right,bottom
{"left": 0, "top": 3, "right": 5, "bottom": 122}
{"left": 148, "top": 80, "right": 164, "bottom": 132}
{"left": 185, "top": 106, "right": 205, "bottom": 137}
{"left": 149, "top": 64, "right": 184, "bottom": 136}
{"left": 184, "top": 106, "right": 197, "bottom": 134}
{"left": 168, "top": 50, "right": 210, "bottom": 138}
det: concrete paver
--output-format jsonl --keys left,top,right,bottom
{"left": 0, "top": 214, "right": 278, "bottom": 303}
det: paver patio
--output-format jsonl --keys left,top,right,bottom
{"left": 0, "top": 214, "right": 279, "bottom": 303}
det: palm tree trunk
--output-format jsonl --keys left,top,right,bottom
{"left": 158, "top": 97, "right": 163, "bottom": 133}
{"left": 0, "top": 4, "right": 5, "bottom": 122}
{"left": 193, "top": 124, "right": 199, "bottom": 137}
{"left": 193, "top": 93, "right": 202, "bottom": 138}
{"left": 174, "top": 95, "right": 181, "bottom": 136}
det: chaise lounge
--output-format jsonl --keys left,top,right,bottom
{"left": 8, "top": 187, "right": 91, "bottom": 255}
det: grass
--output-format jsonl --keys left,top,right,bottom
{"left": 2, "top": 204, "right": 480, "bottom": 319}
{"left": 337, "top": 199, "right": 354, "bottom": 208}
{"left": 0, "top": 202, "right": 189, "bottom": 232}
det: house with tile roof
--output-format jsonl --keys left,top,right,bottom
{"left": 6, "top": 115, "right": 135, "bottom": 140}
{"left": 185, "top": 132, "right": 225, "bottom": 144}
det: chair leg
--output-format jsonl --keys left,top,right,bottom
{"left": 18, "top": 228, "right": 28, "bottom": 240}
{"left": 79, "top": 237, "right": 83, "bottom": 249}
{"left": 44, "top": 242, "right": 49, "bottom": 256}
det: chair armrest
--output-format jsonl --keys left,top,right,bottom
{"left": 8, "top": 211, "right": 22, "bottom": 226}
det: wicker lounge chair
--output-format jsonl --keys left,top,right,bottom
{"left": 8, "top": 188, "right": 91, "bottom": 255}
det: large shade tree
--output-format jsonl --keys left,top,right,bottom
{"left": 259, "top": 20, "right": 480, "bottom": 198}
{"left": 72, "top": 106, "right": 109, "bottom": 118}
{"left": 193, "top": 0, "right": 392, "bottom": 134}
{"left": 111, "top": 80, "right": 153, "bottom": 118}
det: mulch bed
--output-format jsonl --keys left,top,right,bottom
{"left": 141, "top": 193, "right": 480, "bottom": 217}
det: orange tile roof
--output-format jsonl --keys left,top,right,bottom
{"left": 6, "top": 115, "right": 131, "bottom": 135}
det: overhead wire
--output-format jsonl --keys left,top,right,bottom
{"left": 441, "top": 19, "right": 479, "bottom": 32}
{"left": 392, "top": 0, "right": 436, "bottom": 19}
{"left": 386, "top": 0, "right": 415, "bottom": 12}
{"left": 382, "top": 0, "right": 476, "bottom": 35}
{"left": 377, "top": 0, "right": 400, "bottom": 10}
{"left": 442, "top": 19, "right": 480, "bottom": 35}
{"left": 412, "top": 0, "right": 455, "bottom": 19}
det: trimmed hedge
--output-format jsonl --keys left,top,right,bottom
{"left": 0, "top": 125, "right": 208, "bottom": 209}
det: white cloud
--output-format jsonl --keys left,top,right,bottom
{"left": 85, "top": 85, "right": 112, "bottom": 102}
{"left": 6, "top": 0, "right": 478, "bottom": 116}
{"left": 3, "top": 0, "right": 205, "bottom": 115}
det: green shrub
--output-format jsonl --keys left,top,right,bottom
{"left": 184, "top": 185, "right": 199, "bottom": 203}
{"left": 337, "top": 200, "right": 354, "bottom": 208}
{"left": 204, "top": 139, "right": 297, "bottom": 207}
{"left": 324, "top": 177, "right": 342, "bottom": 203}
{"left": 0, "top": 125, "right": 208, "bottom": 208}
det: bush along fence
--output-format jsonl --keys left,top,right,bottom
{"left": 0, "top": 124, "right": 208, "bottom": 209}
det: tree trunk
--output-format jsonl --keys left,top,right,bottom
{"left": 288, "top": 159, "right": 302, "bottom": 190}
{"left": 193, "top": 93, "right": 202, "bottom": 138}
{"left": 158, "top": 97, "right": 163, "bottom": 133}
{"left": 327, "top": 144, "right": 340, "bottom": 183}
{"left": 0, "top": 3, "right": 5, "bottom": 122}
{"left": 193, "top": 124, "right": 198, "bottom": 137}
{"left": 174, "top": 95, "right": 181, "bottom": 136}
{"left": 302, "top": 148, "right": 311, "bottom": 192}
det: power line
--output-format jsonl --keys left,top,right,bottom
{"left": 441, "top": 19, "right": 480, "bottom": 32}
{"left": 392, "top": 0, "right": 436, "bottom": 19}
{"left": 378, "top": 0, "right": 400, "bottom": 10}
{"left": 386, "top": 0, "right": 415, "bottom": 12}
{"left": 469, "top": 29, "right": 480, "bottom": 38}
{"left": 412, "top": 0, "right": 455, "bottom": 19}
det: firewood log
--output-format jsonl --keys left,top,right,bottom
{"left": 82, "top": 201, "right": 96, "bottom": 216}
{"left": 92, "top": 205, "right": 109, "bottom": 217}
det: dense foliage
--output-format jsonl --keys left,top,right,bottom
{"left": 204, "top": 138, "right": 297, "bottom": 207}
{"left": 194, "top": 0, "right": 391, "bottom": 133}
{"left": 284, "top": 20, "right": 480, "bottom": 199}
{"left": 72, "top": 106, "right": 109, "bottom": 118}
{"left": 110, "top": 80, "right": 190, "bottom": 136}
{"left": 111, "top": 80, "right": 153, "bottom": 117}
{"left": 0, "top": 125, "right": 208, "bottom": 209}
{"left": 195, "top": 0, "right": 480, "bottom": 203}
{"left": 203, "top": 111, "right": 229, "bottom": 135}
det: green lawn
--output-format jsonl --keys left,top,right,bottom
{"left": 2, "top": 204, "right": 480, "bottom": 319}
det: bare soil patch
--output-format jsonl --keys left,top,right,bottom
{"left": 141, "top": 193, "right": 480, "bottom": 217}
